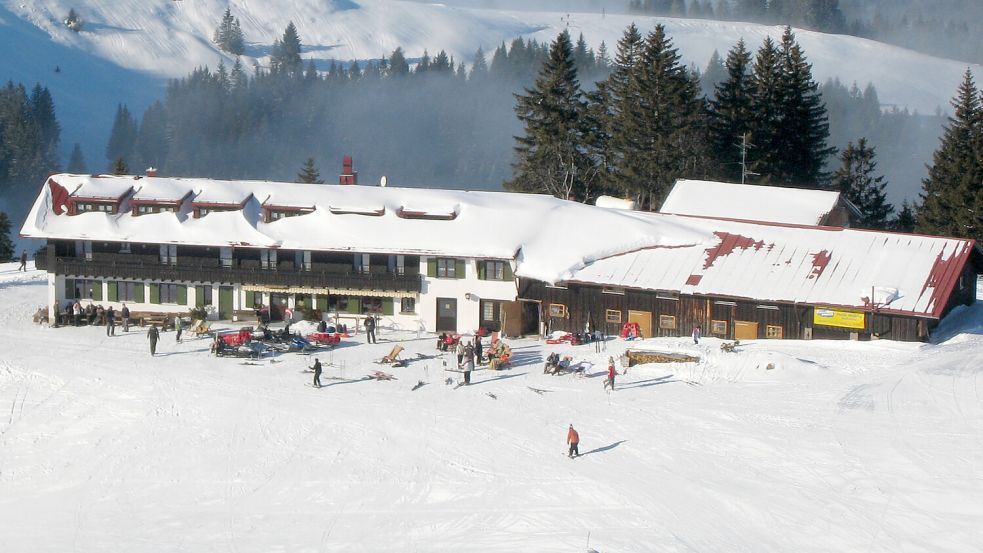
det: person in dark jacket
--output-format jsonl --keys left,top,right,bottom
{"left": 147, "top": 324, "right": 160, "bottom": 356}
{"left": 473, "top": 334, "right": 483, "bottom": 363}
{"left": 463, "top": 344, "right": 475, "bottom": 385}
{"left": 106, "top": 306, "right": 116, "bottom": 336}
{"left": 120, "top": 304, "right": 130, "bottom": 332}
{"left": 175, "top": 316, "right": 183, "bottom": 342}
{"left": 364, "top": 314, "right": 376, "bottom": 344}
{"left": 18, "top": 250, "right": 27, "bottom": 271}
{"left": 312, "top": 358, "right": 323, "bottom": 388}
{"left": 317, "top": 319, "right": 327, "bottom": 333}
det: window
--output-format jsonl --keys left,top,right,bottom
{"left": 76, "top": 240, "right": 92, "bottom": 261}
{"left": 400, "top": 297, "right": 416, "bottom": 314}
{"left": 479, "top": 300, "right": 504, "bottom": 331}
{"left": 330, "top": 296, "right": 349, "bottom": 312}
{"left": 354, "top": 253, "right": 370, "bottom": 274}
{"left": 659, "top": 315, "right": 677, "bottom": 329}
{"left": 77, "top": 203, "right": 113, "bottom": 214}
{"left": 159, "top": 283, "right": 179, "bottom": 304}
{"left": 656, "top": 291, "right": 679, "bottom": 301}
{"left": 116, "top": 281, "right": 140, "bottom": 302}
{"left": 389, "top": 255, "right": 406, "bottom": 275}
{"left": 362, "top": 297, "right": 384, "bottom": 314}
{"left": 756, "top": 305, "right": 779, "bottom": 311}
{"left": 68, "top": 279, "right": 100, "bottom": 300}
{"left": 249, "top": 291, "right": 264, "bottom": 308}
{"left": 220, "top": 247, "right": 232, "bottom": 268}
{"left": 199, "top": 286, "right": 213, "bottom": 306}
{"left": 548, "top": 303, "right": 568, "bottom": 318}
{"left": 545, "top": 283, "right": 568, "bottom": 289}
{"left": 711, "top": 320, "right": 728, "bottom": 335}
{"left": 119, "top": 242, "right": 131, "bottom": 254}
{"left": 159, "top": 244, "right": 177, "bottom": 265}
{"left": 260, "top": 249, "right": 277, "bottom": 270}
{"left": 714, "top": 301, "right": 737, "bottom": 306}
{"left": 437, "top": 258, "right": 456, "bottom": 278}
{"left": 602, "top": 287, "right": 625, "bottom": 295}
{"left": 482, "top": 260, "right": 506, "bottom": 280}
{"left": 605, "top": 309, "right": 622, "bottom": 323}
{"left": 766, "top": 325, "right": 784, "bottom": 339}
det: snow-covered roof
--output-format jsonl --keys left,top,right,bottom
{"left": 68, "top": 175, "right": 137, "bottom": 201}
{"left": 22, "top": 174, "right": 713, "bottom": 283}
{"left": 568, "top": 215, "right": 978, "bottom": 319}
{"left": 659, "top": 180, "right": 844, "bottom": 226}
{"left": 130, "top": 180, "right": 194, "bottom": 203}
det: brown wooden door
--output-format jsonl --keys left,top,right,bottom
{"left": 436, "top": 298, "right": 457, "bottom": 332}
{"left": 734, "top": 320, "right": 759, "bottom": 340}
{"left": 628, "top": 310, "right": 653, "bottom": 338}
{"left": 502, "top": 301, "right": 523, "bottom": 337}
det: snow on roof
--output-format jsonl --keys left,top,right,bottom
{"left": 21, "top": 174, "right": 715, "bottom": 281}
{"left": 129, "top": 178, "right": 195, "bottom": 203}
{"left": 63, "top": 175, "right": 137, "bottom": 201}
{"left": 660, "top": 180, "right": 843, "bottom": 226}
{"left": 192, "top": 186, "right": 254, "bottom": 206}
{"left": 569, "top": 215, "right": 977, "bottom": 319}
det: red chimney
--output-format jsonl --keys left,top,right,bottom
{"left": 339, "top": 155, "right": 357, "bottom": 185}
{"left": 146, "top": 167, "right": 158, "bottom": 177}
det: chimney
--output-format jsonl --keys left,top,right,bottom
{"left": 146, "top": 167, "right": 158, "bottom": 177}
{"left": 339, "top": 155, "right": 357, "bottom": 185}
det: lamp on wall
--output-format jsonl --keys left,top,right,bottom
{"left": 465, "top": 293, "right": 473, "bottom": 300}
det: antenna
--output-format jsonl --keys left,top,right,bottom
{"left": 738, "top": 133, "right": 758, "bottom": 185}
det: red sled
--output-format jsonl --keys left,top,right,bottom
{"left": 220, "top": 328, "right": 252, "bottom": 347}
{"left": 307, "top": 332, "right": 342, "bottom": 346}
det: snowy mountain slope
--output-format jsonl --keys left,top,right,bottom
{"left": 0, "top": 265, "right": 981, "bottom": 551}
{"left": 1, "top": 0, "right": 981, "bottom": 172}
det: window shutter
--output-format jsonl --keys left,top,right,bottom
{"left": 91, "top": 281, "right": 103, "bottom": 301}
{"left": 347, "top": 298, "right": 361, "bottom": 314}
{"left": 478, "top": 262, "right": 486, "bottom": 280}
{"left": 177, "top": 285, "right": 187, "bottom": 306}
{"left": 65, "top": 278, "right": 76, "bottom": 299}
{"left": 504, "top": 262, "right": 513, "bottom": 280}
{"left": 315, "top": 294, "right": 328, "bottom": 311}
{"left": 382, "top": 298, "right": 394, "bottom": 316}
{"left": 427, "top": 258, "right": 437, "bottom": 277}
{"left": 455, "top": 259, "right": 465, "bottom": 279}
{"left": 195, "top": 286, "right": 205, "bottom": 308}
{"left": 108, "top": 281, "right": 118, "bottom": 302}
{"left": 135, "top": 282, "right": 145, "bottom": 303}
{"left": 245, "top": 290, "right": 255, "bottom": 308}
{"left": 149, "top": 283, "right": 160, "bottom": 304}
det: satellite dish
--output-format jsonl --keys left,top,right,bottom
{"left": 380, "top": 175, "right": 388, "bottom": 187}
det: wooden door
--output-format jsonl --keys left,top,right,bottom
{"left": 628, "top": 310, "right": 653, "bottom": 338}
{"left": 734, "top": 320, "right": 759, "bottom": 340}
{"left": 218, "top": 286, "right": 233, "bottom": 320}
{"left": 436, "top": 298, "right": 457, "bottom": 332}
{"left": 502, "top": 301, "right": 524, "bottom": 337}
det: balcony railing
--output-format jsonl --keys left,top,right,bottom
{"left": 40, "top": 253, "right": 422, "bottom": 293}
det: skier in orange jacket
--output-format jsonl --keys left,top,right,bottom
{"left": 567, "top": 424, "right": 580, "bottom": 458}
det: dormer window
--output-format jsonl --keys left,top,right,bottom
{"left": 135, "top": 205, "right": 176, "bottom": 216}
{"left": 76, "top": 202, "right": 115, "bottom": 214}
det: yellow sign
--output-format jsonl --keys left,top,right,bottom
{"left": 813, "top": 307, "right": 866, "bottom": 329}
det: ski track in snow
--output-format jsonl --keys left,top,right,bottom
{"left": 0, "top": 262, "right": 981, "bottom": 551}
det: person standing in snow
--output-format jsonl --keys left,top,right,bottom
{"left": 456, "top": 339, "right": 466, "bottom": 367}
{"left": 121, "top": 303, "right": 130, "bottom": 332}
{"left": 175, "top": 316, "right": 183, "bottom": 342}
{"left": 312, "top": 358, "right": 323, "bottom": 388}
{"left": 594, "top": 329, "right": 603, "bottom": 353}
{"left": 693, "top": 325, "right": 702, "bottom": 344}
{"left": 567, "top": 424, "right": 580, "bottom": 458}
{"left": 105, "top": 305, "right": 116, "bottom": 336}
{"left": 604, "top": 357, "right": 616, "bottom": 391}
{"left": 463, "top": 343, "right": 475, "bottom": 385}
{"left": 19, "top": 250, "right": 27, "bottom": 271}
{"left": 364, "top": 314, "right": 377, "bottom": 344}
{"left": 473, "top": 334, "right": 483, "bottom": 363}
{"left": 147, "top": 324, "right": 160, "bottom": 356}
{"left": 72, "top": 301, "right": 82, "bottom": 326}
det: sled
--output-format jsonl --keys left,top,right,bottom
{"left": 306, "top": 331, "right": 342, "bottom": 346}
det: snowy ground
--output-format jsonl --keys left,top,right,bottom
{"left": 1, "top": 261, "right": 981, "bottom": 552}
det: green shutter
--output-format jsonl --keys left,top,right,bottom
{"left": 346, "top": 297, "right": 361, "bottom": 314}
{"left": 382, "top": 298, "right": 394, "bottom": 316}
{"left": 149, "top": 283, "right": 160, "bottom": 304}
{"left": 503, "top": 262, "right": 513, "bottom": 280}
{"left": 65, "top": 278, "right": 76, "bottom": 299}
{"left": 455, "top": 259, "right": 465, "bottom": 279}
{"left": 195, "top": 286, "right": 205, "bottom": 308}
{"left": 177, "top": 285, "right": 187, "bottom": 306}
{"left": 315, "top": 294, "right": 328, "bottom": 311}
{"left": 245, "top": 290, "right": 255, "bottom": 308}
{"left": 91, "top": 280, "right": 103, "bottom": 301}
{"left": 427, "top": 258, "right": 437, "bottom": 277}
{"left": 477, "top": 261, "right": 486, "bottom": 280}
{"left": 134, "top": 282, "right": 145, "bottom": 303}
{"left": 108, "top": 281, "right": 118, "bottom": 302}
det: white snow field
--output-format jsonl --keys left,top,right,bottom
{"left": 2, "top": 0, "right": 982, "bottom": 168}
{"left": 1, "top": 262, "right": 981, "bottom": 551}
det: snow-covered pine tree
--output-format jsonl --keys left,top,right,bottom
{"left": 917, "top": 69, "right": 983, "bottom": 240}
{"left": 297, "top": 158, "right": 324, "bottom": 184}
{"left": 67, "top": 143, "right": 86, "bottom": 174}
{"left": 214, "top": 8, "right": 245, "bottom": 56}
{"left": 832, "top": 138, "right": 892, "bottom": 229}
{"left": 506, "top": 30, "right": 594, "bottom": 202}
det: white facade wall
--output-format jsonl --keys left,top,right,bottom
{"left": 418, "top": 257, "right": 517, "bottom": 334}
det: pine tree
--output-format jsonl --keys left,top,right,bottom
{"left": 833, "top": 138, "right": 892, "bottom": 229}
{"left": 105, "top": 104, "right": 138, "bottom": 171}
{"left": 228, "top": 17, "right": 245, "bottom": 55}
{"left": 29, "top": 85, "right": 60, "bottom": 173}
{"left": 917, "top": 69, "right": 983, "bottom": 239}
{"left": 134, "top": 101, "right": 168, "bottom": 171}
{"left": 67, "top": 143, "right": 86, "bottom": 173}
{"left": 297, "top": 158, "right": 324, "bottom": 184}
{"left": 594, "top": 24, "right": 644, "bottom": 197}
{"left": 112, "top": 158, "right": 128, "bottom": 175}
{"left": 0, "top": 211, "right": 13, "bottom": 261}
{"left": 506, "top": 30, "right": 594, "bottom": 201}
{"left": 746, "top": 37, "right": 783, "bottom": 184}
{"left": 708, "top": 39, "right": 753, "bottom": 182}
{"left": 891, "top": 200, "right": 917, "bottom": 233}
{"left": 388, "top": 47, "right": 409, "bottom": 76}
{"left": 700, "top": 49, "right": 727, "bottom": 94}
{"left": 470, "top": 47, "right": 489, "bottom": 80}
{"left": 270, "top": 22, "right": 303, "bottom": 76}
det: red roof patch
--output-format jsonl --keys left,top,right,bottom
{"left": 703, "top": 232, "right": 767, "bottom": 269}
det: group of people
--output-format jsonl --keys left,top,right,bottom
{"left": 59, "top": 301, "right": 131, "bottom": 333}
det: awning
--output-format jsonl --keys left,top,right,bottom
{"left": 241, "top": 284, "right": 416, "bottom": 299}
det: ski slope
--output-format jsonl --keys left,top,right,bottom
{"left": 1, "top": 263, "right": 981, "bottom": 551}
{"left": 1, "top": 0, "right": 981, "bottom": 172}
